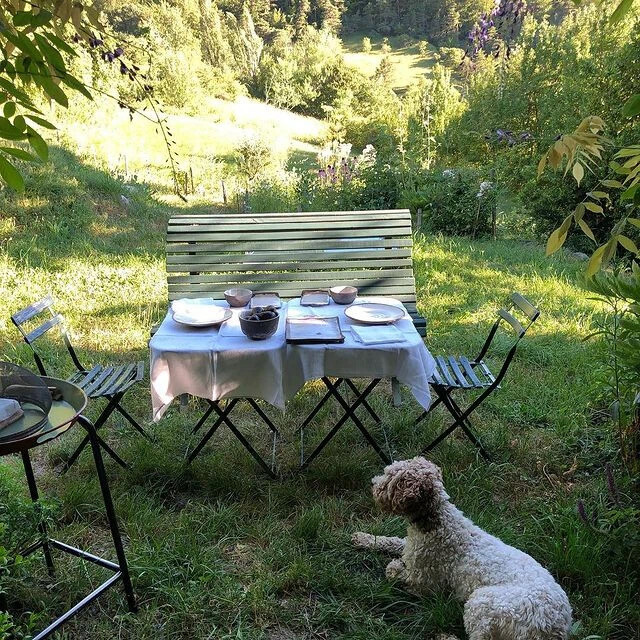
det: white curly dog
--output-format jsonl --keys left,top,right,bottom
{"left": 353, "top": 457, "right": 572, "bottom": 640}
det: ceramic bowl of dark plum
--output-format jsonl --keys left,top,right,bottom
{"left": 239, "top": 306, "right": 279, "bottom": 340}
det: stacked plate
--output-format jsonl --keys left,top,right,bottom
{"left": 171, "top": 298, "right": 232, "bottom": 327}
{"left": 345, "top": 303, "right": 404, "bottom": 325}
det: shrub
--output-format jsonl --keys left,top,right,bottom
{"left": 418, "top": 40, "right": 429, "bottom": 57}
{"left": 362, "top": 36, "right": 372, "bottom": 53}
{"left": 438, "top": 46, "right": 465, "bottom": 67}
{"left": 400, "top": 168, "right": 496, "bottom": 236}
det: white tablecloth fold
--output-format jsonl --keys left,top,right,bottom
{"left": 149, "top": 297, "right": 435, "bottom": 420}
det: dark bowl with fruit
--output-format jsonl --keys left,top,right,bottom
{"left": 239, "top": 306, "right": 280, "bottom": 340}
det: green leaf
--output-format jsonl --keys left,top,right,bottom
{"left": 572, "top": 161, "right": 584, "bottom": 185}
{"left": 584, "top": 202, "right": 603, "bottom": 213}
{"left": 618, "top": 235, "right": 639, "bottom": 253}
{"left": 26, "top": 126, "right": 48, "bottom": 161}
{"left": 0, "top": 146, "right": 38, "bottom": 162}
{"left": 621, "top": 183, "right": 639, "bottom": 201}
{"left": 24, "top": 114, "right": 56, "bottom": 130}
{"left": 42, "top": 32, "right": 78, "bottom": 57}
{"left": 628, "top": 217, "right": 640, "bottom": 228}
{"left": 537, "top": 154, "right": 547, "bottom": 177}
{"left": 590, "top": 191, "right": 609, "bottom": 200}
{"left": 623, "top": 94, "right": 640, "bottom": 118}
{"left": 0, "top": 153, "right": 25, "bottom": 191}
{"left": 12, "top": 11, "right": 33, "bottom": 27}
{"left": 602, "top": 179, "right": 624, "bottom": 188}
{"left": 32, "top": 64, "right": 68, "bottom": 107}
{"left": 578, "top": 218, "right": 596, "bottom": 242}
{"left": 60, "top": 72, "right": 92, "bottom": 100}
{"left": 546, "top": 215, "right": 572, "bottom": 256}
{"left": 615, "top": 147, "right": 640, "bottom": 158}
{"left": 0, "top": 116, "right": 27, "bottom": 140}
{"left": 31, "top": 10, "right": 53, "bottom": 27}
{"left": 3, "top": 102, "right": 15, "bottom": 118}
{"left": 586, "top": 244, "right": 607, "bottom": 276}
{"left": 610, "top": 0, "right": 634, "bottom": 23}
{"left": 34, "top": 34, "right": 65, "bottom": 72}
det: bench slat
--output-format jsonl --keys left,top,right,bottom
{"left": 168, "top": 220, "right": 411, "bottom": 234}
{"left": 168, "top": 209, "right": 410, "bottom": 222}
{"left": 167, "top": 248, "right": 412, "bottom": 263}
{"left": 168, "top": 228, "right": 411, "bottom": 242}
{"left": 167, "top": 258, "right": 413, "bottom": 273}
{"left": 167, "top": 238, "right": 413, "bottom": 253}
{"left": 168, "top": 268, "right": 415, "bottom": 284}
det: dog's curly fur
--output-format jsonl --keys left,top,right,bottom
{"left": 353, "top": 457, "right": 572, "bottom": 640}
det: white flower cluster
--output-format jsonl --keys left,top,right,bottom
{"left": 477, "top": 181, "right": 494, "bottom": 198}
{"left": 442, "top": 169, "right": 456, "bottom": 178}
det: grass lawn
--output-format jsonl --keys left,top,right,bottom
{"left": 1, "top": 147, "right": 638, "bottom": 640}
{"left": 341, "top": 34, "right": 437, "bottom": 93}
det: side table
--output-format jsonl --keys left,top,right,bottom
{"left": 0, "top": 377, "right": 136, "bottom": 639}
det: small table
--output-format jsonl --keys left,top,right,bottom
{"left": 149, "top": 297, "right": 436, "bottom": 471}
{"left": 0, "top": 377, "right": 136, "bottom": 639}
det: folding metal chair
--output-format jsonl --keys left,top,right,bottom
{"left": 11, "top": 296, "right": 147, "bottom": 471}
{"left": 299, "top": 377, "right": 392, "bottom": 469}
{"left": 416, "top": 293, "right": 540, "bottom": 459}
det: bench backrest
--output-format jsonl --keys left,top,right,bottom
{"left": 166, "top": 209, "right": 426, "bottom": 335}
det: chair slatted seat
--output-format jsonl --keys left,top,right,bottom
{"left": 12, "top": 297, "right": 147, "bottom": 471}
{"left": 165, "top": 209, "right": 426, "bottom": 336}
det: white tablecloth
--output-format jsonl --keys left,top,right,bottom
{"left": 149, "top": 297, "right": 436, "bottom": 420}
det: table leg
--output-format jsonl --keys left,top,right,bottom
{"left": 300, "top": 378, "right": 390, "bottom": 469}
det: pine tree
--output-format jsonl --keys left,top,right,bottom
{"left": 293, "top": 0, "right": 310, "bottom": 39}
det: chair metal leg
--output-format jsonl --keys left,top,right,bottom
{"left": 113, "top": 402, "right": 151, "bottom": 440}
{"left": 21, "top": 451, "right": 55, "bottom": 576}
{"left": 415, "top": 395, "right": 442, "bottom": 425}
{"left": 79, "top": 415, "right": 137, "bottom": 613}
{"left": 421, "top": 387, "right": 491, "bottom": 460}
{"left": 62, "top": 393, "right": 124, "bottom": 473}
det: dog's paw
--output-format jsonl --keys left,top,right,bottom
{"left": 385, "top": 558, "right": 406, "bottom": 580}
{"left": 351, "top": 532, "right": 376, "bottom": 548}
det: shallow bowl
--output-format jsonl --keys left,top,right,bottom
{"left": 224, "top": 287, "right": 253, "bottom": 307}
{"left": 329, "top": 285, "right": 358, "bottom": 305}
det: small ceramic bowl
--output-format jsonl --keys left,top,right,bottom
{"left": 224, "top": 287, "right": 253, "bottom": 307}
{"left": 239, "top": 307, "right": 279, "bottom": 340}
{"left": 329, "top": 285, "right": 358, "bottom": 305}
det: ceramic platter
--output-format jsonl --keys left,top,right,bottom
{"left": 345, "top": 303, "right": 404, "bottom": 325}
{"left": 172, "top": 308, "right": 232, "bottom": 327}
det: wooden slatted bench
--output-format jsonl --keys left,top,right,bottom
{"left": 164, "top": 209, "right": 426, "bottom": 336}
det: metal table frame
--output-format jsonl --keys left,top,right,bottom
{"left": 187, "top": 398, "right": 279, "bottom": 478}
{"left": 299, "top": 377, "right": 392, "bottom": 469}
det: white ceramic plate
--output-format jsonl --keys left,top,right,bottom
{"left": 172, "top": 307, "right": 232, "bottom": 327}
{"left": 345, "top": 303, "right": 404, "bottom": 325}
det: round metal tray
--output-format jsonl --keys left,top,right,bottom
{"left": 0, "top": 377, "right": 87, "bottom": 456}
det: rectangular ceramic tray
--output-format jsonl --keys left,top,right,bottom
{"left": 251, "top": 292, "right": 282, "bottom": 308}
{"left": 300, "top": 289, "right": 330, "bottom": 306}
{"left": 286, "top": 316, "right": 345, "bottom": 344}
